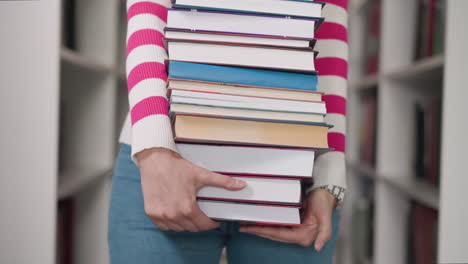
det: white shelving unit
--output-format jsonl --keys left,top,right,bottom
{"left": 340, "top": 1, "right": 468, "bottom": 264}
{"left": 1, "top": 0, "right": 128, "bottom": 263}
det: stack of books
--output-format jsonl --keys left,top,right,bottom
{"left": 165, "top": 0, "right": 331, "bottom": 226}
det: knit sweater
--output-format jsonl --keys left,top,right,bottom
{"left": 120, "top": 0, "right": 348, "bottom": 192}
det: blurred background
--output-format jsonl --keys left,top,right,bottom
{"left": 0, "top": 0, "right": 467, "bottom": 263}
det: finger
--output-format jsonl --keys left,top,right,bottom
{"left": 151, "top": 220, "right": 170, "bottom": 231}
{"left": 166, "top": 221, "right": 184, "bottom": 232}
{"left": 243, "top": 231, "right": 291, "bottom": 244}
{"left": 198, "top": 170, "right": 246, "bottom": 190}
{"left": 239, "top": 226, "right": 299, "bottom": 242}
{"left": 179, "top": 217, "right": 199, "bottom": 232}
{"left": 191, "top": 205, "right": 221, "bottom": 231}
{"left": 314, "top": 212, "right": 333, "bottom": 251}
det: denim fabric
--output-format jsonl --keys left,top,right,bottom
{"left": 108, "top": 144, "right": 340, "bottom": 264}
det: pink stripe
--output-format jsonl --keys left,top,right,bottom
{"left": 127, "top": 29, "right": 166, "bottom": 56}
{"left": 316, "top": 22, "right": 348, "bottom": 42}
{"left": 127, "top": 62, "right": 168, "bottom": 92}
{"left": 316, "top": 57, "right": 348, "bottom": 79}
{"left": 321, "top": 0, "right": 348, "bottom": 10}
{"left": 323, "top": 95, "right": 346, "bottom": 115}
{"left": 127, "top": 1, "right": 167, "bottom": 22}
{"left": 131, "top": 96, "right": 169, "bottom": 125}
{"left": 328, "top": 132, "right": 345, "bottom": 152}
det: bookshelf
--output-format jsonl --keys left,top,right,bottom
{"left": 1, "top": 0, "right": 128, "bottom": 263}
{"left": 341, "top": 0, "right": 468, "bottom": 264}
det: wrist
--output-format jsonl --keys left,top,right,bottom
{"left": 135, "top": 147, "right": 180, "bottom": 166}
{"left": 314, "top": 188, "right": 337, "bottom": 209}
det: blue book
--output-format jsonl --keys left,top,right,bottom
{"left": 168, "top": 61, "right": 318, "bottom": 91}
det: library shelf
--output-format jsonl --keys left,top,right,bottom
{"left": 350, "top": 74, "right": 379, "bottom": 92}
{"left": 61, "top": 47, "right": 114, "bottom": 74}
{"left": 348, "top": 161, "right": 439, "bottom": 210}
{"left": 385, "top": 55, "right": 444, "bottom": 83}
{"left": 344, "top": 1, "right": 468, "bottom": 262}
{"left": 58, "top": 168, "right": 113, "bottom": 200}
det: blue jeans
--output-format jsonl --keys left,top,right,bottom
{"left": 108, "top": 144, "right": 340, "bottom": 264}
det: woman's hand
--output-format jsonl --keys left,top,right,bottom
{"left": 136, "top": 147, "right": 246, "bottom": 232}
{"left": 239, "top": 188, "right": 336, "bottom": 251}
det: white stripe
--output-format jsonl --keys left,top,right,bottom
{"left": 318, "top": 76, "right": 348, "bottom": 98}
{"left": 126, "top": 45, "right": 167, "bottom": 75}
{"left": 131, "top": 115, "right": 178, "bottom": 162}
{"left": 127, "top": 0, "right": 172, "bottom": 9}
{"left": 323, "top": 3, "right": 348, "bottom": 28}
{"left": 326, "top": 113, "right": 346, "bottom": 134}
{"left": 127, "top": 14, "right": 166, "bottom": 41}
{"left": 312, "top": 151, "right": 346, "bottom": 189}
{"left": 128, "top": 79, "right": 168, "bottom": 108}
{"left": 315, "top": 39, "right": 348, "bottom": 60}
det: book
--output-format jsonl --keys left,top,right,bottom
{"left": 172, "top": 0, "right": 324, "bottom": 19}
{"left": 359, "top": 94, "right": 377, "bottom": 167}
{"left": 177, "top": 143, "right": 316, "bottom": 177}
{"left": 364, "top": 0, "right": 380, "bottom": 75}
{"left": 197, "top": 200, "right": 301, "bottom": 225}
{"left": 433, "top": 0, "right": 445, "bottom": 55}
{"left": 415, "top": 0, "right": 445, "bottom": 59}
{"left": 167, "top": 40, "right": 317, "bottom": 72}
{"left": 56, "top": 199, "right": 74, "bottom": 264}
{"left": 171, "top": 103, "right": 325, "bottom": 124}
{"left": 197, "top": 176, "right": 302, "bottom": 205}
{"left": 61, "top": 0, "right": 76, "bottom": 50}
{"left": 167, "top": 8, "right": 320, "bottom": 39}
{"left": 174, "top": 114, "right": 330, "bottom": 149}
{"left": 165, "top": 29, "right": 316, "bottom": 49}
{"left": 170, "top": 89, "right": 326, "bottom": 114}
{"left": 168, "top": 61, "right": 318, "bottom": 91}
{"left": 408, "top": 202, "right": 438, "bottom": 264}
{"left": 168, "top": 79, "right": 323, "bottom": 101}
{"left": 413, "top": 99, "right": 441, "bottom": 185}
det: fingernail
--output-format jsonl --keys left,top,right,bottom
{"left": 231, "top": 179, "right": 245, "bottom": 188}
{"left": 315, "top": 240, "right": 323, "bottom": 251}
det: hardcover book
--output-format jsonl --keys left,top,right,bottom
{"left": 173, "top": 114, "right": 331, "bottom": 149}
{"left": 172, "top": 0, "right": 325, "bottom": 19}
{"left": 197, "top": 176, "right": 302, "bottom": 205}
{"left": 177, "top": 143, "right": 316, "bottom": 177}
{"left": 168, "top": 61, "right": 318, "bottom": 91}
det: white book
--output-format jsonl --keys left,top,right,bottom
{"left": 168, "top": 79, "right": 323, "bottom": 101}
{"left": 173, "top": 0, "right": 323, "bottom": 18}
{"left": 170, "top": 89, "right": 326, "bottom": 114}
{"left": 168, "top": 41, "right": 316, "bottom": 72}
{"left": 197, "top": 176, "right": 302, "bottom": 204}
{"left": 165, "top": 30, "right": 314, "bottom": 48}
{"left": 177, "top": 143, "right": 315, "bottom": 177}
{"left": 170, "top": 103, "right": 325, "bottom": 123}
{"left": 198, "top": 200, "right": 301, "bottom": 225}
{"left": 167, "top": 9, "right": 317, "bottom": 39}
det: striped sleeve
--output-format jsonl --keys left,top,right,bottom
{"left": 310, "top": 0, "right": 348, "bottom": 191}
{"left": 126, "top": 0, "right": 177, "bottom": 162}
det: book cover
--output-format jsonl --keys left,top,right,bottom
{"left": 168, "top": 61, "right": 318, "bottom": 91}
{"left": 169, "top": 7, "right": 324, "bottom": 31}
{"left": 173, "top": 113, "right": 332, "bottom": 149}
{"left": 164, "top": 29, "right": 317, "bottom": 50}
{"left": 171, "top": 0, "right": 325, "bottom": 20}
{"left": 167, "top": 40, "right": 318, "bottom": 73}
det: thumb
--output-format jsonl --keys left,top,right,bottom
{"left": 198, "top": 170, "right": 246, "bottom": 190}
{"left": 314, "top": 209, "right": 332, "bottom": 252}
